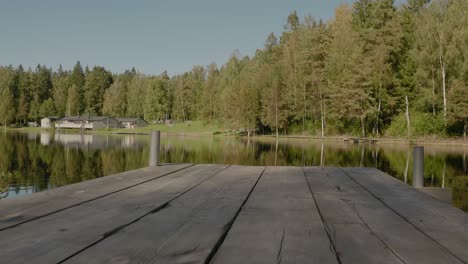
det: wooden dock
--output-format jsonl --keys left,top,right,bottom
{"left": 1, "top": 164, "right": 467, "bottom": 264}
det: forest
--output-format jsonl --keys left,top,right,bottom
{"left": 0, "top": 0, "right": 467, "bottom": 138}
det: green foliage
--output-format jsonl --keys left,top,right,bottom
{"left": 103, "top": 79, "right": 127, "bottom": 117}
{"left": 66, "top": 84, "right": 81, "bottom": 116}
{"left": 52, "top": 66, "right": 69, "bottom": 116}
{"left": 16, "top": 67, "right": 31, "bottom": 124}
{"left": 386, "top": 112, "right": 445, "bottom": 137}
{"left": 84, "top": 67, "right": 113, "bottom": 115}
{"left": 39, "top": 98, "right": 56, "bottom": 117}
{"left": 0, "top": 67, "right": 17, "bottom": 126}
{"left": 144, "top": 78, "right": 169, "bottom": 122}
{"left": 0, "top": 0, "right": 467, "bottom": 138}
{"left": 199, "top": 63, "right": 219, "bottom": 130}
{"left": 69, "top": 61, "right": 86, "bottom": 115}
{"left": 414, "top": 113, "right": 445, "bottom": 136}
{"left": 99, "top": 121, "right": 220, "bottom": 134}
{"left": 126, "top": 74, "right": 147, "bottom": 118}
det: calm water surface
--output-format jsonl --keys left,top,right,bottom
{"left": 0, "top": 131, "right": 467, "bottom": 211}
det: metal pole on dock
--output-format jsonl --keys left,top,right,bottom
{"left": 412, "top": 146, "right": 424, "bottom": 188}
{"left": 149, "top": 131, "right": 160, "bottom": 166}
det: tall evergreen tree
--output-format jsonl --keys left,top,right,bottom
{"left": 200, "top": 63, "right": 219, "bottom": 132}
{"left": 261, "top": 65, "right": 287, "bottom": 137}
{"left": 352, "top": 0, "right": 401, "bottom": 136}
{"left": 16, "top": 66, "right": 32, "bottom": 124}
{"left": 126, "top": 74, "right": 147, "bottom": 118}
{"left": 171, "top": 76, "right": 189, "bottom": 121}
{"left": 29, "top": 65, "right": 53, "bottom": 120}
{"left": 68, "top": 61, "right": 86, "bottom": 115}
{"left": 66, "top": 84, "right": 80, "bottom": 116}
{"left": 39, "top": 98, "right": 56, "bottom": 117}
{"left": 281, "top": 12, "right": 303, "bottom": 126}
{"left": 103, "top": 79, "right": 127, "bottom": 117}
{"left": 52, "top": 65, "right": 69, "bottom": 116}
{"left": 144, "top": 78, "right": 168, "bottom": 122}
{"left": 84, "top": 66, "right": 112, "bottom": 115}
{"left": 327, "top": 3, "right": 372, "bottom": 136}
{"left": 0, "top": 67, "right": 17, "bottom": 127}
{"left": 301, "top": 17, "right": 329, "bottom": 136}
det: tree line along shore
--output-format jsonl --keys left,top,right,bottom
{"left": 0, "top": 0, "right": 467, "bottom": 139}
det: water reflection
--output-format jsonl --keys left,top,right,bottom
{"left": 0, "top": 132, "right": 467, "bottom": 211}
{"left": 38, "top": 132, "right": 143, "bottom": 149}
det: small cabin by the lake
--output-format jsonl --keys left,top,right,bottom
{"left": 28, "top": 121, "right": 38, "bottom": 127}
{"left": 116, "top": 118, "right": 148, "bottom": 129}
{"left": 40, "top": 117, "right": 61, "bottom": 128}
{"left": 56, "top": 116, "right": 119, "bottom": 130}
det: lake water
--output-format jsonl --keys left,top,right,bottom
{"left": 0, "top": 131, "right": 467, "bottom": 212}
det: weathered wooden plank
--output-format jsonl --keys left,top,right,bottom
{"left": 2, "top": 164, "right": 467, "bottom": 264}
{"left": 304, "top": 166, "right": 362, "bottom": 195}
{"left": 328, "top": 223, "right": 403, "bottom": 264}
{"left": 306, "top": 167, "right": 463, "bottom": 264}
{"left": 305, "top": 167, "right": 403, "bottom": 264}
{"left": 211, "top": 166, "right": 338, "bottom": 264}
{"left": 344, "top": 167, "right": 468, "bottom": 263}
{"left": 65, "top": 165, "right": 264, "bottom": 264}
{"left": 0, "top": 164, "right": 227, "bottom": 264}
{"left": 0, "top": 163, "right": 192, "bottom": 230}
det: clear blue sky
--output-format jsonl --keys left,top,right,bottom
{"left": 0, "top": 0, "right": 401, "bottom": 76}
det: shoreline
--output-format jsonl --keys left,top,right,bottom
{"left": 5, "top": 127, "right": 468, "bottom": 147}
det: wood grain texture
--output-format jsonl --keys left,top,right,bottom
{"left": 0, "top": 164, "right": 227, "bottom": 264}
{"left": 211, "top": 166, "right": 338, "bottom": 264}
{"left": 0, "top": 163, "right": 192, "bottom": 230}
{"left": 344, "top": 167, "right": 468, "bottom": 263}
{"left": 306, "top": 167, "right": 463, "bottom": 264}
{"left": 65, "top": 165, "right": 264, "bottom": 264}
{"left": 2, "top": 165, "right": 467, "bottom": 264}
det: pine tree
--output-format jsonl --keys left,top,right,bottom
{"left": 218, "top": 53, "right": 244, "bottom": 130}
{"left": 126, "top": 74, "right": 147, "bottom": 118}
{"left": 68, "top": 61, "right": 86, "bottom": 115}
{"left": 188, "top": 66, "right": 205, "bottom": 120}
{"left": 449, "top": 81, "right": 468, "bottom": 139}
{"left": 84, "top": 66, "right": 112, "bottom": 115}
{"left": 282, "top": 11, "right": 303, "bottom": 125}
{"left": 301, "top": 17, "right": 329, "bottom": 136}
{"left": 200, "top": 63, "right": 219, "bottom": 132}
{"left": 171, "top": 76, "right": 189, "bottom": 121}
{"left": 103, "top": 79, "right": 127, "bottom": 117}
{"left": 237, "top": 68, "right": 259, "bottom": 137}
{"left": 52, "top": 65, "right": 69, "bottom": 116}
{"left": 396, "top": 0, "right": 430, "bottom": 125}
{"left": 447, "top": 0, "right": 468, "bottom": 139}
{"left": 327, "top": 3, "right": 372, "bottom": 136}
{"left": 29, "top": 65, "right": 53, "bottom": 120}
{"left": 144, "top": 78, "right": 168, "bottom": 122}
{"left": 352, "top": 0, "right": 401, "bottom": 136}
{"left": 16, "top": 66, "right": 32, "bottom": 124}
{"left": 0, "top": 67, "right": 17, "bottom": 127}
{"left": 66, "top": 84, "right": 80, "bottom": 116}
{"left": 39, "top": 98, "right": 56, "bottom": 117}
{"left": 261, "top": 65, "right": 287, "bottom": 137}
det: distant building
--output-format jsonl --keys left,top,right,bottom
{"left": 40, "top": 117, "right": 61, "bottom": 128}
{"left": 56, "top": 116, "right": 119, "bottom": 130}
{"left": 116, "top": 118, "right": 148, "bottom": 129}
{"left": 28, "top": 121, "right": 38, "bottom": 128}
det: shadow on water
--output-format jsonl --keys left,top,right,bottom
{"left": 0, "top": 131, "right": 467, "bottom": 212}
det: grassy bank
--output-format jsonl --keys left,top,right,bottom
{"left": 4, "top": 121, "right": 467, "bottom": 146}
{"left": 3, "top": 121, "right": 221, "bottom": 135}
{"left": 97, "top": 121, "right": 221, "bottom": 135}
